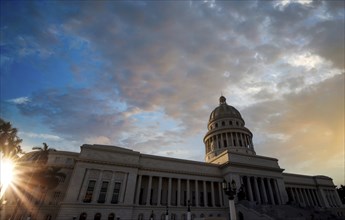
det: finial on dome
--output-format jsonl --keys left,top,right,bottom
{"left": 219, "top": 95, "right": 226, "bottom": 104}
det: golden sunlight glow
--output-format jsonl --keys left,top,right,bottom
{"left": 0, "top": 158, "right": 15, "bottom": 198}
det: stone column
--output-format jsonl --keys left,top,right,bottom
{"left": 157, "top": 176, "right": 162, "bottom": 206}
{"left": 253, "top": 177, "right": 261, "bottom": 204}
{"left": 308, "top": 189, "right": 316, "bottom": 206}
{"left": 246, "top": 176, "right": 254, "bottom": 201}
{"left": 187, "top": 179, "right": 190, "bottom": 203}
{"left": 203, "top": 181, "right": 207, "bottom": 207}
{"left": 267, "top": 179, "right": 275, "bottom": 205}
{"left": 301, "top": 189, "right": 307, "bottom": 206}
{"left": 243, "top": 134, "right": 247, "bottom": 147}
{"left": 249, "top": 137, "right": 254, "bottom": 149}
{"left": 195, "top": 180, "right": 199, "bottom": 207}
{"left": 211, "top": 181, "right": 215, "bottom": 207}
{"left": 226, "top": 133, "right": 230, "bottom": 148}
{"left": 93, "top": 170, "right": 103, "bottom": 203}
{"left": 177, "top": 178, "right": 181, "bottom": 206}
{"left": 146, "top": 175, "right": 152, "bottom": 206}
{"left": 297, "top": 188, "right": 305, "bottom": 206}
{"left": 333, "top": 189, "right": 342, "bottom": 207}
{"left": 306, "top": 188, "right": 314, "bottom": 206}
{"left": 215, "top": 135, "right": 219, "bottom": 149}
{"left": 241, "top": 133, "right": 245, "bottom": 147}
{"left": 106, "top": 171, "right": 115, "bottom": 203}
{"left": 290, "top": 188, "right": 296, "bottom": 203}
{"left": 168, "top": 178, "right": 172, "bottom": 206}
{"left": 309, "top": 189, "right": 317, "bottom": 206}
{"left": 135, "top": 175, "right": 142, "bottom": 205}
{"left": 313, "top": 189, "right": 321, "bottom": 207}
{"left": 259, "top": 178, "right": 268, "bottom": 204}
{"left": 120, "top": 172, "right": 128, "bottom": 203}
{"left": 218, "top": 182, "right": 223, "bottom": 206}
{"left": 273, "top": 179, "right": 282, "bottom": 204}
{"left": 230, "top": 133, "right": 234, "bottom": 146}
{"left": 291, "top": 188, "right": 298, "bottom": 203}
{"left": 328, "top": 190, "right": 335, "bottom": 207}
{"left": 220, "top": 133, "right": 224, "bottom": 148}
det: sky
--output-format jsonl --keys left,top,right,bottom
{"left": 0, "top": 0, "right": 344, "bottom": 186}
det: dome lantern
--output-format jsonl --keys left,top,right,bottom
{"left": 219, "top": 96, "right": 226, "bottom": 104}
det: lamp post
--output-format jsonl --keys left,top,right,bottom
{"left": 222, "top": 180, "right": 237, "bottom": 220}
{"left": 165, "top": 205, "right": 169, "bottom": 220}
{"left": 187, "top": 200, "right": 191, "bottom": 220}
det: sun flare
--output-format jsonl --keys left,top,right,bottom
{"left": 0, "top": 157, "right": 15, "bottom": 198}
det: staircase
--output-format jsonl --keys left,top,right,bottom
{"left": 237, "top": 201, "right": 344, "bottom": 220}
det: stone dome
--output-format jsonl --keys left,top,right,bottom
{"left": 209, "top": 96, "right": 243, "bottom": 123}
{"left": 204, "top": 95, "right": 255, "bottom": 162}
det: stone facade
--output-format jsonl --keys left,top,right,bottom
{"left": 3, "top": 96, "right": 344, "bottom": 220}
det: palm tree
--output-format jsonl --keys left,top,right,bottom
{"left": 30, "top": 142, "right": 56, "bottom": 164}
{"left": 36, "top": 166, "right": 66, "bottom": 190}
{"left": 36, "top": 166, "right": 66, "bottom": 218}
{"left": 0, "top": 118, "right": 23, "bottom": 159}
{"left": 13, "top": 143, "right": 57, "bottom": 219}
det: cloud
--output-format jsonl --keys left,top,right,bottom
{"left": 284, "top": 52, "right": 325, "bottom": 71}
{"left": 19, "top": 131, "right": 62, "bottom": 141}
{"left": 85, "top": 136, "right": 111, "bottom": 145}
{"left": 7, "top": 97, "right": 30, "bottom": 105}
{"left": 243, "top": 73, "right": 344, "bottom": 184}
{"left": 1, "top": 0, "right": 344, "bottom": 184}
{"left": 273, "top": 0, "right": 313, "bottom": 11}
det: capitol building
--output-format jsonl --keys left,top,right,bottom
{"left": 4, "top": 96, "right": 345, "bottom": 220}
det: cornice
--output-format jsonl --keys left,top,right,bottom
{"left": 221, "top": 161, "right": 285, "bottom": 173}
{"left": 76, "top": 157, "right": 222, "bottom": 178}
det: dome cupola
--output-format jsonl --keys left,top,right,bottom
{"left": 209, "top": 96, "right": 244, "bottom": 123}
{"left": 204, "top": 96, "right": 255, "bottom": 162}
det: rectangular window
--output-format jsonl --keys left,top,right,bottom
{"left": 52, "top": 191, "right": 61, "bottom": 205}
{"left": 111, "top": 182, "right": 121, "bottom": 204}
{"left": 97, "top": 181, "right": 109, "bottom": 203}
{"left": 53, "top": 191, "right": 61, "bottom": 199}
{"left": 83, "top": 180, "right": 96, "bottom": 203}
{"left": 58, "top": 176, "right": 65, "bottom": 184}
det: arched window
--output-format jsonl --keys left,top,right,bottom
{"left": 215, "top": 123, "right": 218, "bottom": 128}
{"left": 94, "top": 213, "right": 101, "bottom": 220}
{"left": 222, "top": 121, "right": 225, "bottom": 126}
{"left": 79, "top": 213, "right": 87, "bottom": 220}
{"left": 108, "top": 213, "right": 115, "bottom": 220}
{"left": 230, "top": 121, "right": 233, "bottom": 125}
{"left": 138, "top": 213, "right": 144, "bottom": 220}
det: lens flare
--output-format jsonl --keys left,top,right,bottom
{"left": 0, "top": 157, "right": 15, "bottom": 198}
